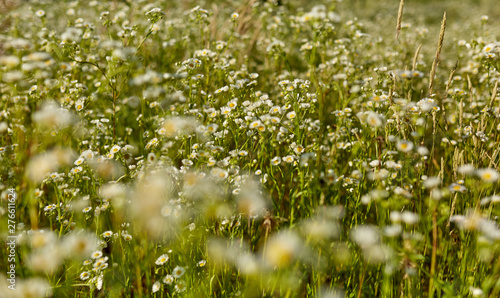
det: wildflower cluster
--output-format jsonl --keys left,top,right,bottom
{"left": 1, "top": 0, "right": 500, "bottom": 297}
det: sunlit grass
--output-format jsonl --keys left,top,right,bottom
{"left": 1, "top": 0, "right": 500, "bottom": 297}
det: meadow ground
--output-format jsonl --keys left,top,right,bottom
{"left": 1, "top": 0, "right": 500, "bottom": 297}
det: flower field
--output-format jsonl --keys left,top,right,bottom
{"left": 1, "top": 0, "right": 500, "bottom": 297}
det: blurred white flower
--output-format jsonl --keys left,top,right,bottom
{"left": 155, "top": 254, "right": 169, "bottom": 265}
{"left": 26, "top": 148, "right": 76, "bottom": 183}
{"left": 423, "top": 176, "right": 440, "bottom": 189}
{"left": 32, "top": 101, "right": 77, "bottom": 129}
{"left": 476, "top": 168, "right": 499, "bottom": 183}
{"left": 172, "top": 266, "right": 185, "bottom": 278}
{"left": 351, "top": 225, "right": 379, "bottom": 248}
{"left": 152, "top": 281, "right": 161, "bottom": 293}
{"left": 458, "top": 164, "right": 475, "bottom": 175}
{"left": 264, "top": 230, "right": 302, "bottom": 268}
{"left": 61, "top": 231, "right": 100, "bottom": 259}
{"left": 396, "top": 140, "right": 413, "bottom": 153}
{"left": 161, "top": 116, "right": 199, "bottom": 137}
{"left": 366, "top": 111, "right": 383, "bottom": 127}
